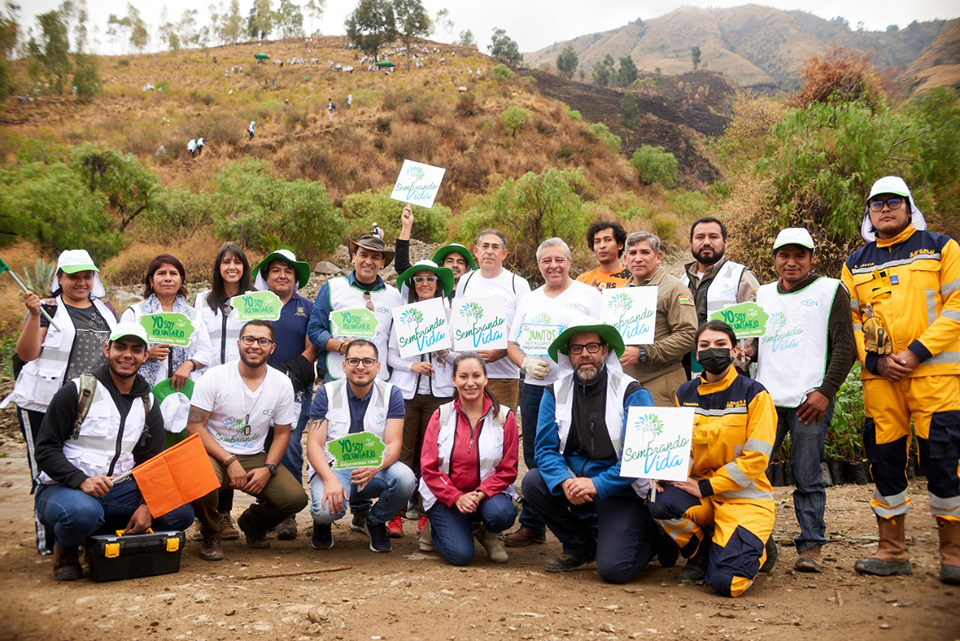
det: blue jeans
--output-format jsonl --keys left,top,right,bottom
{"left": 310, "top": 462, "right": 416, "bottom": 526}
{"left": 427, "top": 493, "right": 517, "bottom": 566}
{"left": 518, "top": 383, "right": 546, "bottom": 534}
{"left": 772, "top": 400, "right": 834, "bottom": 553}
{"left": 281, "top": 392, "right": 313, "bottom": 482}
{"left": 35, "top": 479, "right": 195, "bottom": 548}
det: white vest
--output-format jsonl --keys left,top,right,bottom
{"left": 682, "top": 260, "right": 746, "bottom": 317}
{"left": 755, "top": 277, "right": 840, "bottom": 408}
{"left": 38, "top": 378, "right": 152, "bottom": 484}
{"left": 418, "top": 401, "right": 517, "bottom": 511}
{"left": 194, "top": 290, "right": 243, "bottom": 366}
{"left": 324, "top": 277, "right": 401, "bottom": 380}
{"left": 11, "top": 297, "right": 117, "bottom": 412}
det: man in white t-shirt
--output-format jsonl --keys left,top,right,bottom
{"left": 505, "top": 238, "right": 601, "bottom": 547}
{"left": 187, "top": 320, "right": 309, "bottom": 561}
{"left": 454, "top": 229, "right": 532, "bottom": 412}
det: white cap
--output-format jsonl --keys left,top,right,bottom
{"left": 860, "top": 176, "right": 926, "bottom": 243}
{"left": 52, "top": 249, "right": 105, "bottom": 298}
{"left": 109, "top": 321, "right": 149, "bottom": 346}
{"left": 773, "top": 228, "right": 815, "bottom": 251}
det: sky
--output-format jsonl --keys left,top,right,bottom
{"left": 15, "top": 0, "right": 959, "bottom": 55}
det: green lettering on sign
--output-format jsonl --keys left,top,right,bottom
{"left": 708, "top": 302, "right": 769, "bottom": 338}
{"left": 140, "top": 313, "right": 195, "bottom": 347}
{"left": 328, "top": 432, "right": 385, "bottom": 469}
{"left": 232, "top": 290, "right": 282, "bottom": 321}
{"left": 330, "top": 308, "right": 379, "bottom": 339}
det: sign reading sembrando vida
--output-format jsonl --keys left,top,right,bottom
{"left": 392, "top": 297, "right": 452, "bottom": 359}
{"left": 390, "top": 159, "right": 446, "bottom": 209}
{"left": 601, "top": 287, "right": 658, "bottom": 345}
{"left": 620, "top": 406, "right": 695, "bottom": 483}
{"left": 451, "top": 296, "right": 508, "bottom": 351}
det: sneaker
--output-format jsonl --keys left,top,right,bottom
{"left": 199, "top": 537, "right": 224, "bottom": 561}
{"left": 405, "top": 505, "right": 420, "bottom": 520}
{"left": 418, "top": 520, "right": 435, "bottom": 552}
{"left": 53, "top": 544, "right": 83, "bottom": 581}
{"left": 189, "top": 518, "right": 204, "bottom": 542}
{"left": 477, "top": 525, "right": 508, "bottom": 563}
{"left": 237, "top": 511, "right": 270, "bottom": 549}
{"left": 760, "top": 536, "right": 777, "bottom": 573}
{"left": 219, "top": 512, "right": 240, "bottom": 541}
{"left": 504, "top": 526, "right": 546, "bottom": 548}
{"left": 350, "top": 511, "right": 368, "bottom": 533}
{"left": 417, "top": 516, "right": 428, "bottom": 535}
{"left": 545, "top": 550, "right": 595, "bottom": 573}
{"left": 363, "top": 520, "right": 392, "bottom": 553}
{"left": 678, "top": 538, "right": 710, "bottom": 584}
{"left": 310, "top": 523, "right": 334, "bottom": 550}
{"left": 276, "top": 515, "right": 298, "bottom": 541}
{"left": 795, "top": 544, "right": 823, "bottom": 573}
{"left": 387, "top": 515, "right": 404, "bottom": 538}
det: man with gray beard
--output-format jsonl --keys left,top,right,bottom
{"left": 521, "top": 318, "right": 675, "bottom": 583}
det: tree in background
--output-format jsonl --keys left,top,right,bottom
{"left": 276, "top": 0, "right": 304, "bottom": 38}
{"left": 248, "top": 0, "right": 276, "bottom": 40}
{"left": 620, "top": 91, "right": 641, "bottom": 129}
{"left": 27, "top": 7, "right": 72, "bottom": 95}
{"left": 159, "top": 7, "right": 181, "bottom": 50}
{"left": 210, "top": 0, "right": 244, "bottom": 45}
{"left": 691, "top": 45, "right": 701, "bottom": 69}
{"left": 457, "top": 29, "right": 475, "bottom": 48}
{"left": 394, "top": 0, "right": 430, "bottom": 69}
{"left": 71, "top": 0, "right": 99, "bottom": 100}
{"left": 617, "top": 55, "right": 637, "bottom": 88}
{"left": 305, "top": 0, "right": 325, "bottom": 35}
{"left": 0, "top": 2, "right": 20, "bottom": 99}
{"left": 631, "top": 145, "right": 678, "bottom": 188}
{"left": 433, "top": 8, "right": 453, "bottom": 41}
{"left": 345, "top": 0, "right": 396, "bottom": 60}
{"left": 127, "top": 3, "right": 149, "bottom": 52}
{"left": 500, "top": 105, "right": 529, "bottom": 136}
{"left": 489, "top": 27, "right": 521, "bottom": 66}
{"left": 70, "top": 145, "right": 158, "bottom": 231}
{"left": 591, "top": 54, "right": 615, "bottom": 87}
{"left": 556, "top": 46, "right": 578, "bottom": 80}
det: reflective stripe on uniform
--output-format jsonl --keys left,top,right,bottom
{"left": 694, "top": 406, "right": 748, "bottom": 417}
{"left": 927, "top": 290, "right": 937, "bottom": 326}
{"left": 930, "top": 493, "right": 960, "bottom": 517}
{"left": 722, "top": 486, "right": 773, "bottom": 501}
{"left": 722, "top": 461, "right": 751, "bottom": 488}
{"left": 850, "top": 253, "right": 941, "bottom": 275}
{"left": 942, "top": 309, "right": 960, "bottom": 323}
{"left": 742, "top": 438, "right": 773, "bottom": 457}
{"left": 942, "top": 278, "right": 960, "bottom": 298}
{"left": 850, "top": 298, "right": 860, "bottom": 310}
{"left": 925, "top": 351, "right": 960, "bottom": 366}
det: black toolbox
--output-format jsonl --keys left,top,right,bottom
{"left": 84, "top": 530, "right": 185, "bottom": 582}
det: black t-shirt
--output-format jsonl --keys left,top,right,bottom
{"left": 40, "top": 302, "right": 116, "bottom": 380}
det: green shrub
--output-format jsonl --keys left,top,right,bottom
{"left": 630, "top": 145, "right": 678, "bottom": 188}
{"left": 341, "top": 188, "right": 450, "bottom": 243}
{"left": 565, "top": 107, "right": 582, "bottom": 121}
{"left": 589, "top": 122, "right": 622, "bottom": 153}
{"left": 500, "top": 105, "right": 529, "bottom": 136}
{"left": 491, "top": 64, "right": 514, "bottom": 81}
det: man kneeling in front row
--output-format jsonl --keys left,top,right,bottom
{"left": 34, "top": 322, "right": 195, "bottom": 580}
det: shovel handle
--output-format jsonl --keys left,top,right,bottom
{"left": 6, "top": 270, "right": 60, "bottom": 331}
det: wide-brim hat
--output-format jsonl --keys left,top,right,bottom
{"left": 431, "top": 243, "right": 477, "bottom": 271}
{"left": 151, "top": 378, "right": 195, "bottom": 434}
{"left": 860, "top": 176, "right": 927, "bottom": 243}
{"left": 548, "top": 316, "right": 625, "bottom": 363}
{"left": 348, "top": 235, "right": 394, "bottom": 267}
{"left": 397, "top": 260, "right": 455, "bottom": 297}
{"left": 253, "top": 249, "right": 310, "bottom": 290}
{"left": 52, "top": 249, "right": 105, "bottom": 298}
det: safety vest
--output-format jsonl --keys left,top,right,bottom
{"left": 389, "top": 353, "right": 455, "bottom": 399}
{"left": 419, "top": 400, "right": 515, "bottom": 511}
{"left": 194, "top": 290, "right": 244, "bottom": 366}
{"left": 681, "top": 260, "right": 746, "bottom": 318}
{"left": 38, "top": 378, "right": 152, "bottom": 484}
{"left": 553, "top": 370, "right": 634, "bottom": 455}
{"left": 755, "top": 277, "right": 839, "bottom": 408}
{"left": 324, "top": 276, "right": 400, "bottom": 380}
{"left": 12, "top": 297, "right": 117, "bottom": 412}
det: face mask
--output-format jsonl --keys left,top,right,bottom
{"left": 697, "top": 348, "right": 732, "bottom": 375}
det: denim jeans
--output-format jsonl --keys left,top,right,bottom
{"left": 517, "top": 383, "right": 546, "bottom": 534}
{"left": 310, "top": 462, "right": 416, "bottom": 526}
{"left": 772, "top": 400, "right": 834, "bottom": 552}
{"left": 427, "top": 492, "right": 517, "bottom": 566}
{"left": 35, "top": 479, "right": 195, "bottom": 548}
{"left": 281, "top": 394, "right": 313, "bottom": 482}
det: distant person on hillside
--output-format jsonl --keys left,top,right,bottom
{"left": 248, "top": 121, "right": 256, "bottom": 140}
{"left": 346, "top": 94, "right": 353, "bottom": 109}
{"left": 372, "top": 223, "right": 383, "bottom": 240}
{"left": 327, "top": 99, "right": 336, "bottom": 122}
{"left": 577, "top": 221, "right": 632, "bottom": 291}
{"left": 188, "top": 139, "right": 197, "bottom": 157}
{"left": 196, "top": 137, "right": 205, "bottom": 156}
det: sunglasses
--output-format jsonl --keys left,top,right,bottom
{"left": 868, "top": 197, "right": 905, "bottom": 212}
{"left": 362, "top": 291, "right": 375, "bottom": 311}
{"left": 413, "top": 276, "right": 438, "bottom": 284}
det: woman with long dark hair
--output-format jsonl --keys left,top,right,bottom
{"left": 195, "top": 244, "right": 253, "bottom": 366}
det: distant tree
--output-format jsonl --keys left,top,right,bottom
{"left": 394, "top": 0, "right": 430, "bottom": 69}
{"left": 630, "top": 145, "right": 678, "bottom": 188}
{"left": 830, "top": 15, "right": 850, "bottom": 29}
{"left": 72, "top": 0, "right": 99, "bottom": 101}
{"left": 105, "top": 13, "right": 128, "bottom": 52}
{"left": 344, "top": 0, "right": 396, "bottom": 60}
{"left": 457, "top": 29, "right": 475, "bottom": 47}
{"left": 126, "top": 3, "right": 149, "bottom": 52}
{"left": 27, "top": 8, "right": 72, "bottom": 94}
{"left": 70, "top": 145, "right": 159, "bottom": 231}
{"left": 556, "top": 46, "right": 578, "bottom": 80}
{"left": 590, "top": 123, "right": 621, "bottom": 153}
{"left": 592, "top": 53, "right": 615, "bottom": 86}
{"left": 489, "top": 27, "right": 521, "bottom": 66}
{"left": 0, "top": 1, "right": 20, "bottom": 99}
{"left": 221, "top": 0, "right": 244, "bottom": 44}
{"left": 276, "top": 0, "right": 304, "bottom": 38}
{"left": 159, "top": 7, "right": 181, "bottom": 50}
{"left": 691, "top": 45, "right": 701, "bottom": 69}
{"left": 578, "top": 66, "right": 585, "bottom": 82}
{"left": 178, "top": 9, "right": 201, "bottom": 48}
{"left": 886, "top": 24, "right": 899, "bottom": 32}
{"left": 305, "top": 0, "right": 325, "bottom": 35}
{"left": 500, "top": 105, "right": 529, "bottom": 136}
{"left": 617, "top": 55, "right": 637, "bottom": 87}
{"left": 855, "top": 21, "right": 864, "bottom": 31}
{"left": 620, "top": 91, "right": 640, "bottom": 128}
{"left": 632, "top": 17, "right": 644, "bottom": 27}
{"left": 433, "top": 7, "right": 453, "bottom": 40}
{"left": 248, "top": 0, "right": 276, "bottom": 39}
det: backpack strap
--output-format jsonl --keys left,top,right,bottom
{"left": 73, "top": 374, "right": 98, "bottom": 439}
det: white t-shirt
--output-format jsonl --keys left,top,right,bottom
{"left": 509, "top": 281, "right": 602, "bottom": 386}
{"left": 455, "top": 268, "right": 532, "bottom": 379}
{"left": 191, "top": 362, "right": 297, "bottom": 455}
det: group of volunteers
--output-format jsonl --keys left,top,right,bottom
{"left": 8, "top": 175, "right": 958, "bottom": 597}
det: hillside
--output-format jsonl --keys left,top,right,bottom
{"left": 904, "top": 19, "right": 960, "bottom": 95}
{"left": 524, "top": 6, "right": 953, "bottom": 89}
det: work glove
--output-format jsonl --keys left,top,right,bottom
{"left": 862, "top": 316, "right": 893, "bottom": 355}
{"left": 521, "top": 357, "right": 551, "bottom": 380}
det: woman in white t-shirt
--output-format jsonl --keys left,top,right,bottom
{"left": 195, "top": 244, "right": 253, "bottom": 367}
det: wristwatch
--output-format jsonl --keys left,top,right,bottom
{"left": 264, "top": 464, "right": 278, "bottom": 477}
{"left": 638, "top": 348, "right": 649, "bottom": 364}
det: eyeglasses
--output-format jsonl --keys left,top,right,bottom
{"left": 868, "top": 197, "right": 905, "bottom": 212}
{"left": 240, "top": 336, "right": 274, "bottom": 347}
{"left": 362, "top": 291, "right": 375, "bottom": 311}
{"left": 568, "top": 342, "right": 603, "bottom": 355}
{"left": 345, "top": 357, "right": 376, "bottom": 367}
{"left": 413, "top": 276, "right": 438, "bottom": 284}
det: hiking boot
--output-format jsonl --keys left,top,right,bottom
{"left": 504, "top": 526, "right": 546, "bottom": 548}
{"left": 53, "top": 544, "right": 82, "bottom": 581}
{"left": 417, "top": 516, "right": 428, "bottom": 535}
{"left": 477, "top": 525, "right": 508, "bottom": 563}
{"left": 418, "top": 519, "right": 435, "bottom": 553}
{"left": 189, "top": 518, "right": 204, "bottom": 542}
{"left": 678, "top": 538, "right": 711, "bottom": 584}
{"left": 276, "top": 515, "right": 298, "bottom": 541}
{"left": 364, "top": 520, "right": 392, "bottom": 553}
{"left": 350, "top": 510, "right": 368, "bottom": 533}
{"left": 219, "top": 512, "right": 240, "bottom": 541}
{"left": 545, "top": 550, "right": 596, "bottom": 573}
{"left": 937, "top": 518, "right": 960, "bottom": 585}
{"left": 795, "top": 544, "right": 824, "bottom": 573}
{"left": 237, "top": 511, "right": 270, "bottom": 549}
{"left": 310, "top": 523, "right": 334, "bottom": 550}
{"left": 387, "top": 515, "right": 404, "bottom": 538}
{"left": 855, "top": 515, "right": 912, "bottom": 576}
{"left": 199, "top": 537, "right": 224, "bottom": 561}
{"left": 656, "top": 524, "right": 680, "bottom": 568}
{"left": 760, "top": 536, "right": 777, "bottom": 573}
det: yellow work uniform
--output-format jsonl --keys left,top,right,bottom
{"left": 654, "top": 367, "right": 777, "bottom": 597}
{"left": 841, "top": 225, "right": 960, "bottom": 523}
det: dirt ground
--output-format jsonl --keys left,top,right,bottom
{"left": 0, "top": 432, "right": 958, "bottom": 641}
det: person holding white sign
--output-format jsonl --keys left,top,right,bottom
{"left": 504, "top": 238, "right": 601, "bottom": 548}
{"left": 522, "top": 318, "right": 671, "bottom": 582}
{"left": 395, "top": 204, "right": 477, "bottom": 300}
{"left": 455, "top": 229, "right": 532, "bottom": 413}
{"left": 753, "top": 228, "right": 856, "bottom": 573}
{"left": 619, "top": 232, "right": 697, "bottom": 407}
{"left": 654, "top": 320, "right": 777, "bottom": 597}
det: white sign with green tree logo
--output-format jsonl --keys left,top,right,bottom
{"left": 390, "top": 159, "right": 446, "bottom": 209}
{"left": 517, "top": 312, "right": 564, "bottom": 357}
{"left": 621, "top": 407, "right": 694, "bottom": 482}
{"left": 600, "top": 287, "right": 657, "bottom": 345}
{"left": 451, "top": 297, "right": 508, "bottom": 351}
{"left": 392, "top": 297, "right": 451, "bottom": 358}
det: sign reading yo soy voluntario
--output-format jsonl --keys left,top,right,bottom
{"left": 232, "top": 290, "right": 282, "bottom": 321}
{"left": 327, "top": 432, "right": 385, "bottom": 469}
{"left": 709, "top": 301, "right": 769, "bottom": 338}
{"left": 620, "top": 406, "right": 694, "bottom": 482}
{"left": 330, "top": 308, "right": 379, "bottom": 339}
{"left": 392, "top": 298, "right": 451, "bottom": 359}
{"left": 140, "top": 313, "right": 195, "bottom": 347}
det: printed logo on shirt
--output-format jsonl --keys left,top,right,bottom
{"left": 726, "top": 399, "right": 746, "bottom": 408}
{"left": 295, "top": 305, "right": 307, "bottom": 317}
{"left": 530, "top": 312, "right": 552, "bottom": 324}
{"left": 262, "top": 408, "right": 274, "bottom": 416}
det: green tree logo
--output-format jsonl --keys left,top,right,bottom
{"left": 406, "top": 165, "right": 426, "bottom": 182}
{"left": 637, "top": 413, "right": 664, "bottom": 440}
{"left": 608, "top": 292, "right": 633, "bottom": 323}
{"left": 400, "top": 308, "right": 424, "bottom": 332}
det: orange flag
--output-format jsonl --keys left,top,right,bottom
{"left": 129, "top": 433, "right": 220, "bottom": 518}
